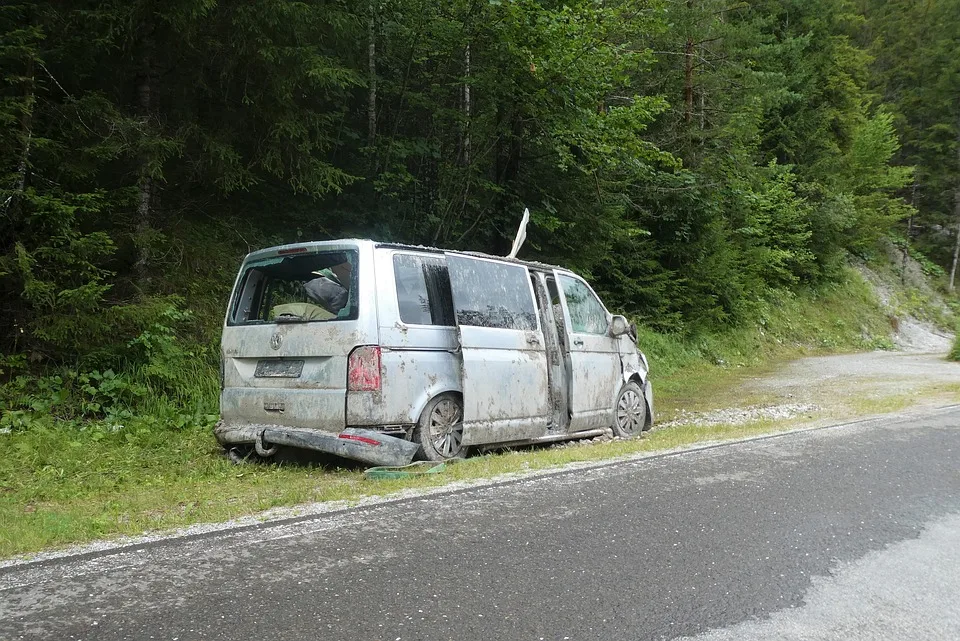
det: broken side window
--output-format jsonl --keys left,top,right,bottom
{"left": 393, "top": 253, "right": 455, "bottom": 326}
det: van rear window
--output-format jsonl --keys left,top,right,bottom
{"left": 229, "top": 250, "right": 359, "bottom": 325}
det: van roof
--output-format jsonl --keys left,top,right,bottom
{"left": 377, "top": 242, "right": 569, "bottom": 273}
{"left": 243, "top": 239, "right": 572, "bottom": 274}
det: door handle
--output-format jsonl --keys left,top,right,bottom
{"left": 526, "top": 335, "right": 541, "bottom": 346}
{"left": 573, "top": 338, "right": 584, "bottom": 346}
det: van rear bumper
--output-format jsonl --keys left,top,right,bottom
{"left": 214, "top": 422, "right": 420, "bottom": 467}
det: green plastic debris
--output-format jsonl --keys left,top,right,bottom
{"left": 365, "top": 460, "right": 448, "bottom": 480}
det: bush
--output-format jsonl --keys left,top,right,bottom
{"left": 949, "top": 330, "right": 960, "bottom": 362}
{"left": 0, "top": 296, "right": 219, "bottom": 432}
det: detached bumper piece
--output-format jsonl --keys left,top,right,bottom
{"left": 215, "top": 423, "right": 420, "bottom": 467}
{"left": 643, "top": 379, "right": 655, "bottom": 426}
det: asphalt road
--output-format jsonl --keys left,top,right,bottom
{"left": 2, "top": 407, "right": 959, "bottom": 641}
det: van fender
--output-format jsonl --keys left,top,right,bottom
{"left": 408, "top": 384, "right": 463, "bottom": 427}
{"left": 619, "top": 366, "right": 654, "bottom": 428}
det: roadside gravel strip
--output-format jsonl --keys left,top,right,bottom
{"left": 659, "top": 403, "right": 821, "bottom": 429}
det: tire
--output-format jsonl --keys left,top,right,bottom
{"left": 413, "top": 393, "right": 468, "bottom": 461}
{"left": 612, "top": 381, "right": 648, "bottom": 438}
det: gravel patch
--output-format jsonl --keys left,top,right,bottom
{"left": 751, "top": 351, "right": 960, "bottom": 396}
{"left": 658, "top": 403, "right": 821, "bottom": 429}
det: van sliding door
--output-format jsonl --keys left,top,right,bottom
{"left": 444, "top": 254, "right": 551, "bottom": 445}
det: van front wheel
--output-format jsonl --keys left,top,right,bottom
{"left": 613, "top": 381, "right": 647, "bottom": 438}
{"left": 414, "top": 394, "right": 467, "bottom": 461}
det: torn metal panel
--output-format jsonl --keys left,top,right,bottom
{"left": 215, "top": 423, "right": 419, "bottom": 467}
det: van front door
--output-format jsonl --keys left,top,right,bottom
{"left": 445, "top": 254, "right": 552, "bottom": 446}
{"left": 556, "top": 272, "right": 622, "bottom": 431}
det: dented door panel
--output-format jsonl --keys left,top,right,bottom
{"left": 220, "top": 322, "right": 367, "bottom": 430}
{"left": 564, "top": 336, "right": 619, "bottom": 430}
{"left": 219, "top": 241, "right": 379, "bottom": 433}
{"left": 456, "top": 330, "right": 551, "bottom": 445}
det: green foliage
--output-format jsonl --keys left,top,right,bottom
{"left": 909, "top": 249, "right": 947, "bottom": 280}
{"left": 822, "top": 111, "right": 915, "bottom": 255}
{"left": 949, "top": 332, "right": 960, "bottom": 362}
{"left": 862, "top": 0, "right": 960, "bottom": 268}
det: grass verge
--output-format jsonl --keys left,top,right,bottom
{"left": 0, "top": 414, "right": 809, "bottom": 559}
{"left": 0, "top": 266, "right": 931, "bottom": 559}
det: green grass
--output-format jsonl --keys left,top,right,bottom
{"left": 0, "top": 266, "right": 915, "bottom": 559}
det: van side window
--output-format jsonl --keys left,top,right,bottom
{"left": 559, "top": 274, "right": 608, "bottom": 335}
{"left": 446, "top": 256, "right": 538, "bottom": 331}
{"left": 393, "top": 254, "right": 455, "bottom": 326}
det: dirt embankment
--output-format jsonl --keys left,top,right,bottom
{"left": 663, "top": 258, "right": 959, "bottom": 430}
{"left": 857, "top": 253, "right": 953, "bottom": 353}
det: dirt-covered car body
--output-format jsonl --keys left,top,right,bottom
{"left": 215, "top": 239, "right": 653, "bottom": 466}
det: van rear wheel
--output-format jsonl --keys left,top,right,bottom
{"left": 414, "top": 394, "right": 467, "bottom": 461}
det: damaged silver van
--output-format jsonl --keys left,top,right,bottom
{"left": 214, "top": 240, "right": 653, "bottom": 467}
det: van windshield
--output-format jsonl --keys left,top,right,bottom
{"left": 229, "top": 250, "right": 359, "bottom": 325}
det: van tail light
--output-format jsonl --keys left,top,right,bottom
{"left": 348, "top": 346, "right": 382, "bottom": 391}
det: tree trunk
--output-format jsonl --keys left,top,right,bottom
{"left": 367, "top": 2, "right": 377, "bottom": 147}
{"left": 2, "top": 58, "right": 34, "bottom": 221}
{"left": 133, "top": 43, "right": 153, "bottom": 292}
{"left": 462, "top": 44, "right": 471, "bottom": 166}
{"left": 949, "top": 186, "right": 960, "bottom": 292}
{"left": 683, "top": 37, "right": 694, "bottom": 125}
{"left": 950, "top": 113, "right": 960, "bottom": 292}
{"left": 903, "top": 179, "right": 917, "bottom": 286}
{"left": 683, "top": 0, "right": 695, "bottom": 125}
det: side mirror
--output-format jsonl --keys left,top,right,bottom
{"left": 609, "top": 315, "right": 630, "bottom": 337}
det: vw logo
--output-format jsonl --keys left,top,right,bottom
{"left": 270, "top": 333, "right": 283, "bottom": 350}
